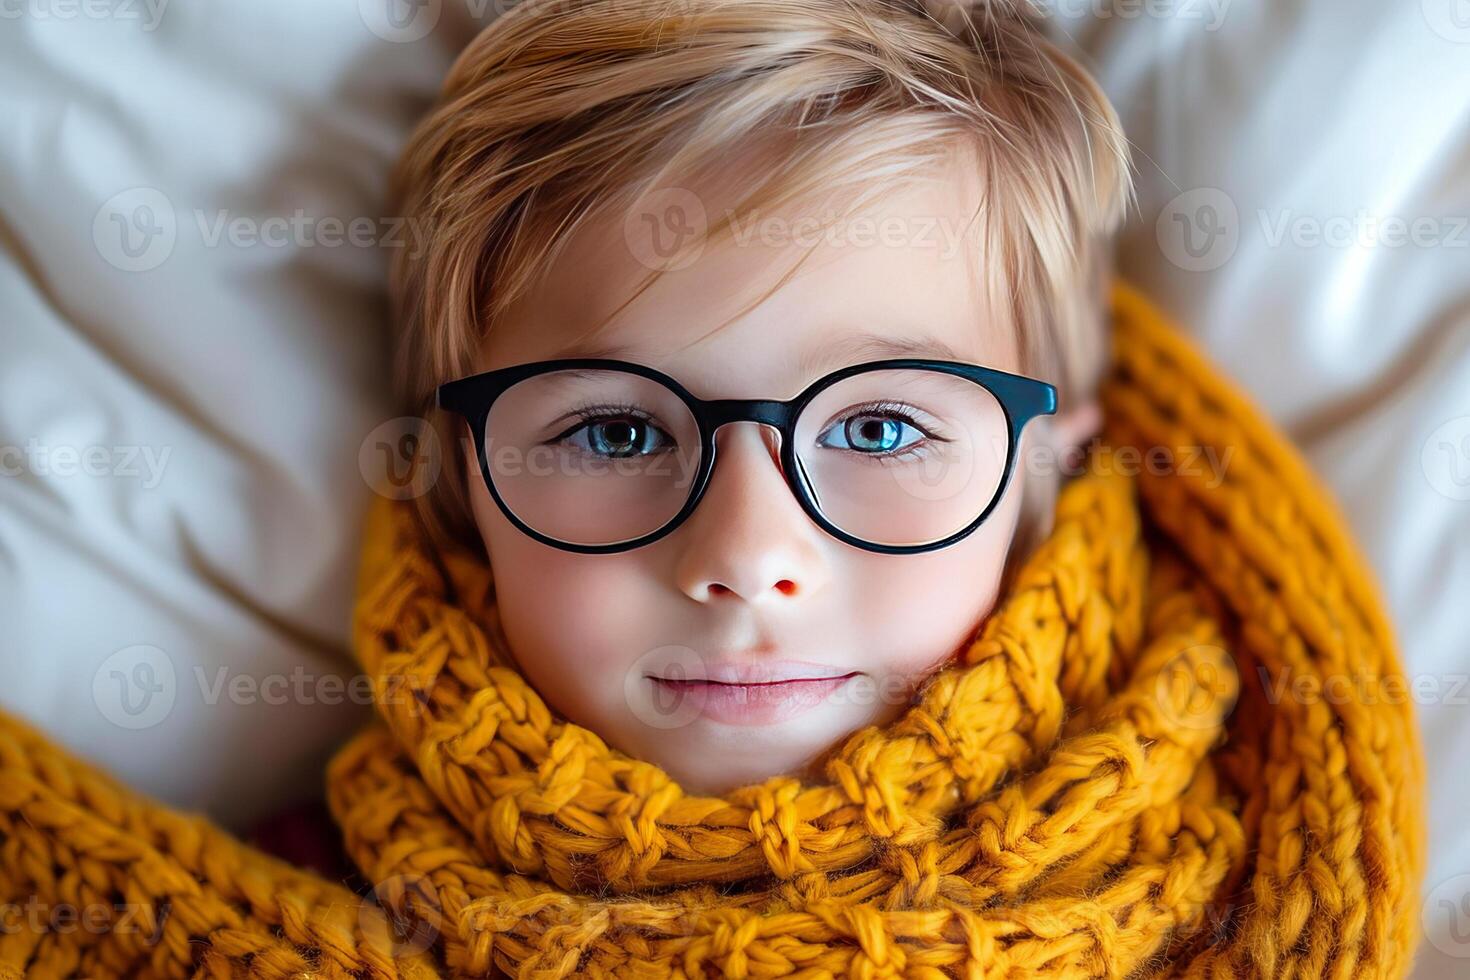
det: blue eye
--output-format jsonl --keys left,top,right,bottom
{"left": 562, "top": 414, "right": 672, "bottom": 458}
{"left": 818, "top": 409, "right": 927, "bottom": 455}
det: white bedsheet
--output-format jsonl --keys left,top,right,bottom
{"left": 0, "top": 1, "right": 484, "bottom": 825}
{"left": 1, "top": 2, "right": 1465, "bottom": 970}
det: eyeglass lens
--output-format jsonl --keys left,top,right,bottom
{"left": 481, "top": 368, "right": 1010, "bottom": 548}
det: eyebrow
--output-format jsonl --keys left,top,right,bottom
{"left": 552, "top": 331, "right": 967, "bottom": 376}
{"left": 796, "top": 332, "right": 967, "bottom": 377}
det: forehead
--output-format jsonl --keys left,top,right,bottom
{"left": 481, "top": 147, "right": 1018, "bottom": 399}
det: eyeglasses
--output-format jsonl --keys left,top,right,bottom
{"left": 437, "top": 357, "right": 1055, "bottom": 555}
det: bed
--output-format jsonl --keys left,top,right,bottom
{"left": 1, "top": 2, "right": 1464, "bottom": 972}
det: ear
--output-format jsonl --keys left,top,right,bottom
{"left": 1046, "top": 397, "right": 1102, "bottom": 457}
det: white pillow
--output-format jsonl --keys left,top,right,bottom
{"left": 0, "top": 2, "right": 489, "bottom": 827}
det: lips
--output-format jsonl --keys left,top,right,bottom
{"left": 647, "top": 663, "right": 861, "bottom": 726}
{"left": 652, "top": 659, "right": 857, "bottom": 685}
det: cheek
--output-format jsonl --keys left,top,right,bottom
{"left": 468, "top": 475, "right": 653, "bottom": 725}
{"left": 845, "top": 491, "right": 1019, "bottom": 679}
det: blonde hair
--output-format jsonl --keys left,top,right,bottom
{"left": 389, "top": 0, "right": 1132, "bottom": 552}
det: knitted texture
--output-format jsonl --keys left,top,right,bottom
{"left": 0, "top": 284, "right": 1426, "bottom": 978}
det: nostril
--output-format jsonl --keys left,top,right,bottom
{"left": 704, "top": 580, "right": 797, "bottom": 598}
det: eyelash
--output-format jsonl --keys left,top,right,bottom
{"left": 820, "top": 400, "right": 949, "bottom": 460}
{"left": 548, "top": 403, "right": 667, "bottom": 446}
{"left": 836, "top": 400, "right": 938, "bottom": 434}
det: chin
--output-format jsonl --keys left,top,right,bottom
{"left": 644, "top": 718, "right": 850, "bottom": 795}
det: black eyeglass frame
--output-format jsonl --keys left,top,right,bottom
{"left": 437, "top": 357, "right": 1056, "bottom": 556}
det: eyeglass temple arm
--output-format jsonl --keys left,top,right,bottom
{"left": 1001, "top": 376, "right": 1058, "bottom": 426}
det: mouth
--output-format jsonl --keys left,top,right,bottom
{"left": 646, "top": 666, "right": 862, "bottom": 726}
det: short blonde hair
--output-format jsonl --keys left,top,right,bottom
{"left": 389, "top": 0, "right": 1131, "bottom": 551}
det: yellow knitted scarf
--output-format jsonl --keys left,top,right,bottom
{"left": 0, "top": 285, "right": 1426, "bottom": 979}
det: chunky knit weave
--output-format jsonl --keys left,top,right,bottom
{"left": 0, "top": 284, "right": 1426, "bottom": 978}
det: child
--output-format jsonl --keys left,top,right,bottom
{"left": 0, "top": 1, "right": 1423, "bottom": 976}
{"left": 390, "top": 0, "right": 1128, "bottom": 795}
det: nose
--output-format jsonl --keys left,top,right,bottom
{"left": 672, "top": 422, "right": 831, "bottom": 604}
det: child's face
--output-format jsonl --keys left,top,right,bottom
{"left": 464, "top": 153, "right": 1030, "bottom": 794}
